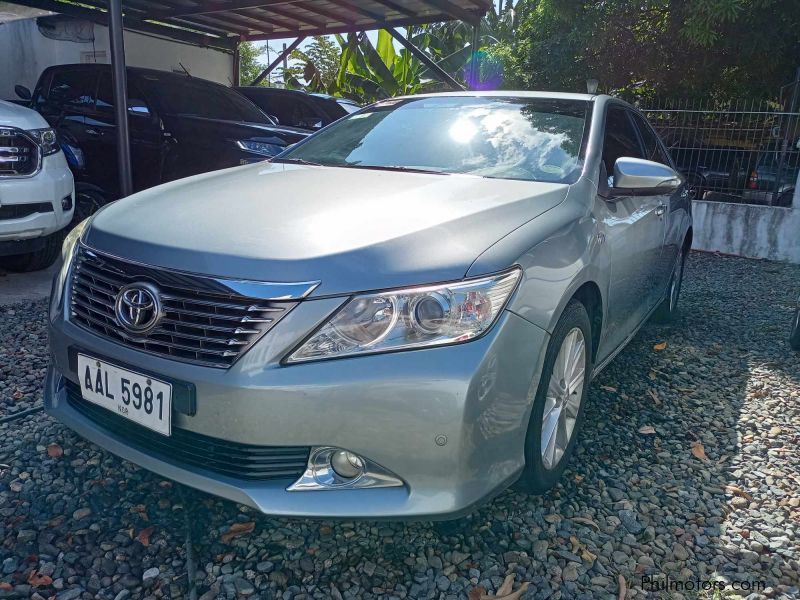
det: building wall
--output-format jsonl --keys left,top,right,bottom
{"left": 692, "top": 198, "right": 800, "bottom": 264}
{"left": 0, "top": 18, "right": 233, "bottom": 101}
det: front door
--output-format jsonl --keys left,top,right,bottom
{"left": 597, "top": 105, "right": 667, "bottom": 357}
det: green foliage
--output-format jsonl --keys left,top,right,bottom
{"left": 248, "top": 0, "right": 798, "bottom": 103}
{"left": 238, "top": 41, "right": 267, "bottom": 86}
{"left": 498, "top": 0, "right": 800, "bottom": 100}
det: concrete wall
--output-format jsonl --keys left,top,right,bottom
{"left": 692, "top": 199, "right": 800, "bottom": 264}
{"left": 0, "top": 18, "right": 233, "bottom": 101}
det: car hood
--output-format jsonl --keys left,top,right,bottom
{"left": 85, "top": 163, "right": 569, "bottom": 297}
{"left": 165, "top": 114, "right": 309, "bottom": 145}
{"left": 0, "top": 99, "right": 49, "bottom": 130}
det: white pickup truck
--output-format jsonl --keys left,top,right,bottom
{"left": 1, "top": 100, "right": 74, "bottom": 271}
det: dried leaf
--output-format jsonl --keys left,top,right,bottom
{"left": 571, "top": 516, "right": 600, "bottom": 531}
{"left": 221, "top": 521, "right": 255, "bottom": 543}
{"left": 46, "top": 443, "right": 63, "bottom": 458}
{"left": 600, "top": 385, "right": 617, "bottom": 393}
{"left": 468, "top": 586, "right": 486, "bottom": 600}
{"left": 543, "top": 513, "right": 562, "bottom": 524}
{"left": 137, "top": 526, "right": 154, "bottom": 547}
{"left": 500, "top": 582, "right": 530, "bottom": 600}
{"left": 647, "top": 389, "right": 661, "bottom": 405}
{"left": 653, "top": 341, "right": 667, "bottom": 351}
{"left": 638, "top": 425, "right": 656, "bottom": 435}
{"left": 691, "top": 441, "right": 710, "bottom": 462}
{"left": 574, "top": 474, "right": 584, "bottom": 483}
{"left": 12, "top": 389, "right": 23, "bottom": 400}
{"left": 724, "top": 484, "right": 753, "bottom": 501}
{"left": 581, "top": 547, "right": 597, "bottom": 562}
{"left": 0, "top": 583, "right": 11, "bottom": 591}
{"left": 496, "top": 574, "right": 515, "bottom": 596}
{"left": 618, "top": 574, "right": 627, "bottom": 600}
{"left": 28, "top": 571, "right": 53, "bottom": 587}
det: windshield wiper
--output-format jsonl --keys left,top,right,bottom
{"left": 271, "top": 157, "right": 323, "bottom": 166}
{"left": 343, "top": 164, "right": 451, "bottom": 175}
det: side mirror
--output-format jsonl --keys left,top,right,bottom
{"left": 15, "top": 85, "right": 32, "bottom": 101}
{"left": 611, "top": 157, "right": 681, "bottom": 196}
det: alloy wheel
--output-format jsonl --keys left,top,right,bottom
{"left": 540, "top": 327, "right": 586, "bottom": 470}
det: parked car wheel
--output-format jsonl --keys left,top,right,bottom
{"left": 653, "top": 246, "right": 686, "bottom": 323}
{"left": 776, "top": 189, "right": 794, "bottom": 208}
{"left": 72, "top": 188, "right": 106, "bottom": 228}
{"left": 2, "top": 230, "right": 64, "bottom": 273}
{"left": 790, "top": 302, "right": 800, "bottom": 351}
{"left": 686, "top": 174, "right": 705, "bottom": 200}
{"left": 516, "top": 300, "right": 592, "bottom": 494}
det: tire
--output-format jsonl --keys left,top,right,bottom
{"left": 790, "top": 307, "right": 800, "bottom": 351}
{"left": 516, "top": 299, "right": 593, "bottom": 494}
{"left": 1, "top": 230, "right": 64, "bottom": 272}
{"left": 653, "top": 245, "right": 686, "bottom": 323}
{"left": 776, "top": 189, "right": 794, "bottom": 208}
{"left": 686, "top": 174, "right": 705, "bottom": 200}
{"left": 71, "top": 188, "right": 106, "bottom": 228}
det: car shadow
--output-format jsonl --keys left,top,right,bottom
{"left": 172, "top": 252, "right": 798, "bottom": 599}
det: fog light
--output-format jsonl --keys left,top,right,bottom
{"left": 61, "top": 195, "right": 73, "bottom": 211}
{"left": 330, "top": 450, "right": 364, "bottom": 479}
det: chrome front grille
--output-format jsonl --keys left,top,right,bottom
{"left": 0, "top": 127, "right": 40, "bottom": 177}
{"left": 69, "top": 246, "right": 297, "bottom": 368}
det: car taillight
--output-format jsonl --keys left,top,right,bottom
{"left": 747, "top": 169, "right": 759, "bottom": 189}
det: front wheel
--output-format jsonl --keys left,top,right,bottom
{"left": 516, "top": 299, "right": 592, "bottom": 494}
{"left": 1, "top": 230, "right": 64, "bottom": 273}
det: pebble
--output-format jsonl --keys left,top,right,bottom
{"left": 0, "top": 254, "right": 798, "bottom": 599}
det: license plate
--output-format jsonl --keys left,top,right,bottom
{"left": 77, "top": 354, "right": 172, "bottom": 436}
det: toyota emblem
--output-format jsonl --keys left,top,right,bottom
{"left": 115, "top": 283, "right": 162, "bottom": 333}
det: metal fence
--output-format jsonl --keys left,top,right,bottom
{"left": 641, "top": 99, "right": 800, "bottom": 206}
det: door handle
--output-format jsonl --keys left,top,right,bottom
{"left": 655, "top": 203, "right": 666, "bottom": 217}
{"left": 86, "top": 128, "right": 101, "bottom": 136}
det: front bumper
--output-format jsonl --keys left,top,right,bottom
{"left": 45, "top": 298, "right": 548, "bottom": 519}
{"left": 0, "top": 152, "right": 74, "bottom": 244}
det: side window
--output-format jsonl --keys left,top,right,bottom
{"left": 96, "top": 74, "right": 151, "bottom": 117}
{"left": 631, "top": 112, "right": 671, "bottom": 166}
{"left": 47, "top": 70, "right": 97, "bottom": 111}
{"left": 602, "top": 106, "right": 645, "bottom": 175}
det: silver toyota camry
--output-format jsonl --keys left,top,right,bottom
{"left": 45, "top": 92, "right": 691, "bottom": 519}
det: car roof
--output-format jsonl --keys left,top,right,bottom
{"left": 396, "top": 91, "right": 601, "bottom": 101}
{"left": 42, "top": 63, "right": 219, "bottom": 85}
{"left": 237, "top": 87, "right": 309, "bottom": 96}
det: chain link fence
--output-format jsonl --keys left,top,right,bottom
{"left": 641, "top": 99, "right": 799, "bottom": 207}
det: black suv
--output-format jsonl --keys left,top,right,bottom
{"left": 21, "top": 65, "right": 309, "bottom": 205}
{"left": 236, "top": 87, "right": 359, "bottom": 131}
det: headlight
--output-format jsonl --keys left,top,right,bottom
{"left": 27, "top": 128, "right": 59, "bottom": 156}
{"left": 286, "top": 268, "right": 521, "bottom": 363}
{"left": 49, "top": 219, "right": 89, "bottom": 321}
{"left": 236, "top": 139, "right": 285, "bottom": 157}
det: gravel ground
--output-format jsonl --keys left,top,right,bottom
{"left": 1, "top": 251, "right": 799, "bottom": 600}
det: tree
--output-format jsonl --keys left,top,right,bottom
{"left": 238, "top": 41, "right": 267, "bottom": 86}
{"left": 492, "top": 0, "right": 800, "bottom": 101}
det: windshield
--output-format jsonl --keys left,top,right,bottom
{"left": 138, "top": 73, "right": 272, "bottom": 124}
{"left": 280, "top": 96, "right": 590, "bottom": 183}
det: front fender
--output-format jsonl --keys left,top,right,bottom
{"left": 468, "top": 179, "right": 608, "bottom": 334}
